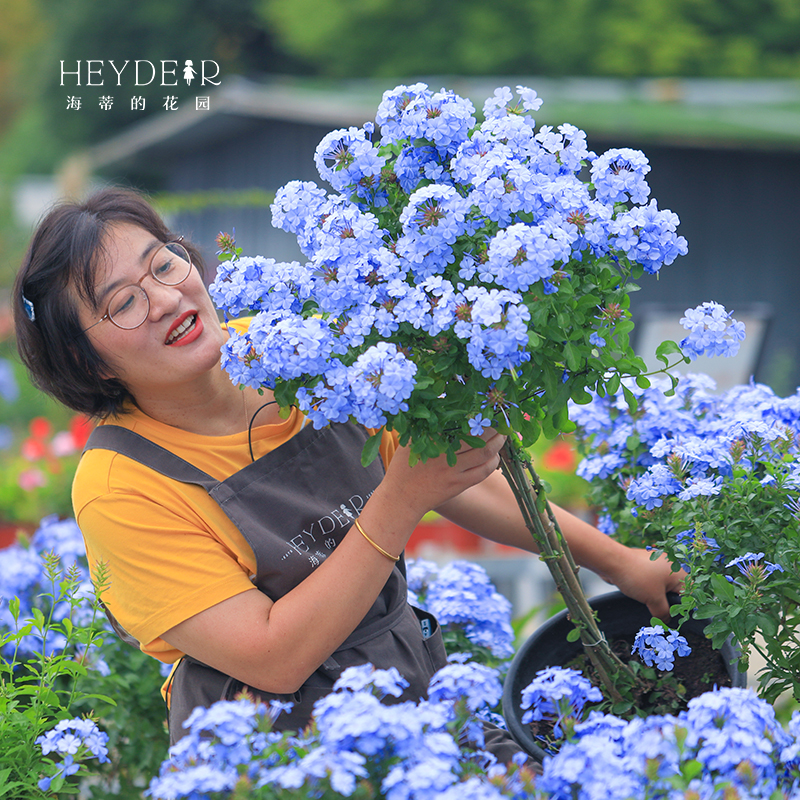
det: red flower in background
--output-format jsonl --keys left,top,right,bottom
{"left": 542, "top": 439, "right": 577, "bottom": 473}
{"left": 19, "top": 414, "right": 93, "bottom": 480}
{"left": 69, "top": 415, "right": 93, "bottom": 450}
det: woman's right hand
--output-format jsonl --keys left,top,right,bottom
{"left": 377, "top": 428, "right": 506, "bottom": 527}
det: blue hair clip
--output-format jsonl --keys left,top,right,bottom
{"left": 22, "top": 293, "right": 36, "bottom": 322}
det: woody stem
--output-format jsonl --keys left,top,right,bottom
{"left": 498, "top": 439, "right": 635, "bottom": 703}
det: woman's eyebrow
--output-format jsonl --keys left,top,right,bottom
{"left": 95, "top": 239, "right": 163, "bottom": 305}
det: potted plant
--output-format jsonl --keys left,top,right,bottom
{"left": 571, "top": 368, "right": 800, "bottom": 704}
{"left": 209, "top": 82, "right": 740, "bottom": 717}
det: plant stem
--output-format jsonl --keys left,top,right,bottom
{"left": 498, "top": 439, "right": 635, "bottom": 703}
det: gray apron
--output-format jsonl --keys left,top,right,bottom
{"left": 84, "top": 421, "right": 448, "bottom": 744}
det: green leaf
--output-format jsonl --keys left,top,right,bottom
{"left": 360, "top": 430, "right": 384, "bottom": 467}
{"left": 753, "top": 612, "right": 779, "bottom": 638}
{"left": 655, "top": 338, "right": 684, "bottom": 366}
{"left": 709, "top": 573, "right": 737, "bottom": 603}
{"left": 564, "top": 341, "right": 582, "bottom": 371}
{"left": 571, "top": 386, "right": 593, "bottom": 404}
{"left": 31, "top": 607, "right": 46, "bottom": 631}
{"left": 621, "top": 384, "right": 638, "bottom": 414}
{"left": 566, "top": 627, "right": 582, "bottom": 642}
{"left": 610, "top": 699, "right": 634, "bottom": 715}
{"left": 682, "top": 759, "right": 703, "bottom": 781}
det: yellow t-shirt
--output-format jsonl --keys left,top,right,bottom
{"left": 73, "top": 324, "right": 398, "bottom": 663}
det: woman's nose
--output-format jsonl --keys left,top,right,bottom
{"left": 144, "top": 275, "right": 183, "bottom": 320}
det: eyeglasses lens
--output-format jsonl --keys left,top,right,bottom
{"left": 152, "top": 242, "right": 192, "bottom": 286}
{"left": 108, "top": 243, "right": 192, "bottom": 329}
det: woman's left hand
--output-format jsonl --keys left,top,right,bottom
{"left": 606, "top": 547, "right": 686, "bottom": 622}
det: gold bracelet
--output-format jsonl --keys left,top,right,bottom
{"left": 354, "top": 518, "right": 400, "bottom": 563}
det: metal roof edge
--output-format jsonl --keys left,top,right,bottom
{"left": 81, "top": 75, "right": 800, "bottom": 170}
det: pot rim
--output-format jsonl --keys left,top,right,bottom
{"left": 500, "top": 590, "right": 746, "bottom": 760}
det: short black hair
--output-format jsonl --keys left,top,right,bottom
{"left": 14, "top": 187, "right": 206, "bottom": 418}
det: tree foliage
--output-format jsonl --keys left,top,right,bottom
{"left": 1, "top": 0, "right": 308, "bottom": 175}
{"left": 259, "top": 0, "right": 800, "bottom": 78}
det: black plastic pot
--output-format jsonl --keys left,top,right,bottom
{"left": 501, "top": 590, "right": 746, "bottom": 761}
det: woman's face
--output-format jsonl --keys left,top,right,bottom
{"left": 79, "top": 221, "right": 226, "bottom": 400}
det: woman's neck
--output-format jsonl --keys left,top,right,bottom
{"left": 131, "top": 373, "right": 280, "bottom": 436}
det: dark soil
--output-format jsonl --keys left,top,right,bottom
{"left": 528, "top": 629, "right": 732, "bottom": 749}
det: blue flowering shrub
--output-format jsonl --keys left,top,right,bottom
{"left": 0, "top": 516, "right": 169, "bottom": 799}
{"left": 7, "top": 517, "right": 800, "bottom": 798}
{"left": 0, "top": 517, "right": 111, "bottom": 797}
{"left": 146, "top": 665, "right": 800, "bottom": 800}
{"left": 210, "top": 82, "right": 691, "bottom": 463}
{"left": 572, "top": 372, "right": 800, "bottom": 703}
{"left": 407, "top": 558, "right": 515, "bottom": 665}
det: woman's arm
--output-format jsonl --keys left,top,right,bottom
{"left": 434, "top": 468, "right": 684, "bottom": 620}
{"left": 161, "top": 430, "right": 507, "bottom": 694}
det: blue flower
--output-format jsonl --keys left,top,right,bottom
{"left": 424, "top": 561, "right": 515, "bottom": 658}
{"left": 609, "top": 200, "right": 688, "bottom": 274}
{"left": 382, "top": 743, "right": 461, "bottom": 800}
{"left": 148, "top": 761, "right": 238, "bottom": 799}
{"left": 632, "top": 625, "right": 691, "bottom": 671}
{"left": 271, "top": 180, "right": 328, "bottom": 237}
{"left": 314, "top": 125, "right": 386, "bottom": 197}
{"left": 259, "top": 746, "right": 367, "bottom": 795}
{"left": 36, "top": 718, "right": 110, "bottom": 792}
{"left": 333, "top": 664, "right": 410, "bottom": 698}
{"left": 38, "top": 754, "right": 81, "bottom": 792}
{"left": 726, "top": 552, "right": 784, "bottom": 580}
{"left": 681, "top": 688, "right": 789, "bottom": 780}
{"left": 482, "top": 221, "right": 572, "bottom": 292}
{"left": 677, "top": 475, "right": 723, "bottom": 500}
{"left": 538, "top": 730, "right": 641, "bottom": 799}
{"left": 468, "top": 414, "right": 492, "bottom": 436}
{"left": 591, "top": 147, "right": 651, "bottom": 205}
{"left": 626, "top": 464, "right": 682, "bottom": 509}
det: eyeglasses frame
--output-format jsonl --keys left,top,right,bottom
{"left": 80, "top": 237, "right": 193, "bottom": 335}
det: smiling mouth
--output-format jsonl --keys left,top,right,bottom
{"left": 166, "top": 314, "right": 198, "bottom": 345}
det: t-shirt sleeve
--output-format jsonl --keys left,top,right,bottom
{"left": 379, "top": 427, "right": 401, "bottom": 467}
{"left": 77, "top": 486, "right": 256, "bottom": 659}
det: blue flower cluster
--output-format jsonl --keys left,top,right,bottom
{"left": 519, "top": 666, "right": 602, "bottom": 737}
{"left": 36, "top": 718, "right": 109, "bottom": 792}
{"left": 572, "top": 370, "right": 800, "bottom": 697}
{"left": 572, "top": 372, "right": 800, "bottom": 532}
{"left": 631, "top": 625, "right": 692, "bottom": 671}
{"left": 727, "top": 551, "right": 784, "bottom": 580}
{"left": 680, "top": 300, "right": 747, "bottom": 360}
{"left": 210, "top": 82, "right": 688, "bottom": 442}
{"left": 407, "top": 558, "right": 515, "bottom": 659}
{"left": 148, "top": 668, "right": 800, "bottom": 800}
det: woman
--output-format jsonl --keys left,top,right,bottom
{"left": 14, "top": 188, "right": 683, "bottom": 753}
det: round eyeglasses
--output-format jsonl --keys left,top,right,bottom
{"left": 82, "top": 240, "right": 193, "bottom": 333}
